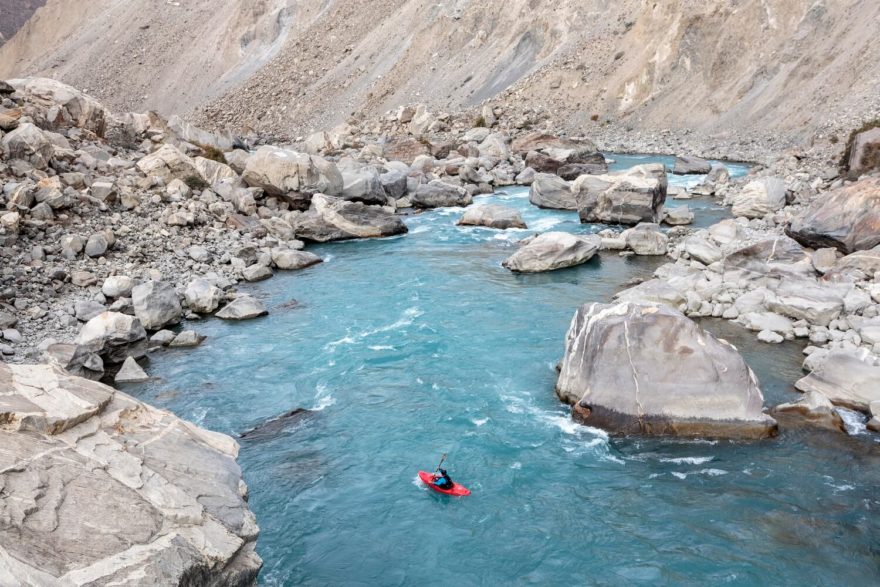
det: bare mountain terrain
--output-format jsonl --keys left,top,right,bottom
{"left": 1, "top": 0, "right": 878, "bottom": 145}
{"left": 0, "top": 0, "right": 46, "bottom": 47}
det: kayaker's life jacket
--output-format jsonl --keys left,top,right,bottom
{"left": 436, "top": 469, "right": 453, "bottom": 487}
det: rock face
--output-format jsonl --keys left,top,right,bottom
{"left": 556, "top": 302, "right": 777, "bottom": 438}
{"left": 291, "top": 194, "right": 408, "bottom": 242}
{"left": 795, "top": 349, "right": 880, "bottom": 411}
{"left": 502, "top": 232, "right": 600, "bottom": 273}
{"left": 528, "top": 173, "right": 575, "bottom": 210}
{"left": 731, "top": 177, "right": 786, "bottom": 219}
{"left": 131, "top": 281, "right": 182, "bottom": 331}
{"left": 0, "top": 363, "right": 261, "bottom": 585}
{"left": 574, "top": 164, "right": 667, "bottom": 225}
{"left": 241, "top": 146, "right": 342, "bottom": 207}
{"left": 672, "top": 155, "right": 712, "bottom": 175}
{"left": 786, "top": 178, "right": 880, "bottom": 254}
{"left": 457, "top": 204, "right": 527, "bottom": 229}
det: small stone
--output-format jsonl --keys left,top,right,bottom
{"left": 102, "top": 276, "right": 134, "bottom": 298}
{"left": 74, "top": 300, "right": 107, "bottom": 322}
{"left": 85, "top": 233, "right": 109, "bottom": 258}
{"left": 71, "top": 271, "right": 98, "bottom": 287}
{"left": 758, "top": 330, "right": 784, "bottom": 344}
{"left": 170, "top": 330, "right": 206, "bottom": 347}
{"left": 150, "top": 330, "right": 176, "bottom": 346}
{"left": 188, "top": 245, "right": 211, "bottom": 263}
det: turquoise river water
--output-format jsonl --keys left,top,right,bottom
{"left": 130, "top": 156, "right": 879, "bottom": 586}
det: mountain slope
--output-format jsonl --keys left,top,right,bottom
{"left": 2, "top": 0, "right": 878, "bottom": 144}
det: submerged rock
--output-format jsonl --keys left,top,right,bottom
{"left": 502, "top": 232, "right": 600, "bottom": 273}
{"left": 0, "top": 363, "right": 261, "bottom": 584}
{"left": 556, "top": 302, "right": 777, "bottom": 438}
{"left": 786, "top": 178, "right": 880, "bottom": 254}
{"left": 240, "top": 408, "right": 311, "bottom": 441}
{"left": 457, "top": 204, "right": 527, "bottom": 229}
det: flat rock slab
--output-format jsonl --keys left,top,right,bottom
{"left": 502, "top": 232, "right": 600, "bottom": 273}
{"left": 0, "top": 363, "right": 261, "bottom": 584}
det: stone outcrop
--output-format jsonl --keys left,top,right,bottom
{"left": 556, "top": 302, "right": 777, "bottom": 438}
{"left": 0, "top": 363, "right": 261, "bottom": 585}
{"left": 290, "top": 194, "right": 408, "bottom": 242}
{"left": 457, "top": 204, "right": 527, "bottom": 230}
{"left": 574, "top": 164, "right": 667, "bottom": 225}
{"left": 502, "top": 232, "right": 600, "bottom": 273}
{"left": 786, "top": 178, "right": 880, "bottom": 254}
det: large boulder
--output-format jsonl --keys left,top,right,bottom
{"left": 511, "top": 132, "right": 598, "bottom": 155}
{"left": 457, "top": 204, "right": 527, "bottom": 230}
{"left": 795, "top": 349, "right": 880, "bottom": 412}
{"left": 502, "top": 232, "right": 600, "bottom": 273}
{"left": 847, "top": 127, "right": 880, "bottom": 175}
{"left": 528, "top": 173, "right": 575, "bottom": 210}
{"left": 131, "top": 280, "right": 182, "bottom": 331}
{"left": 556, "top": 302, "right": 777, "bottom": 438}
{"left": 76, "top": 311, "right": 147, "bottom": 364}
{"left": 290, "top": 194, "right": 408, "bottom": 242}
{"left": 786, "top": 178, "right": 880, "bottom": 254}
{"left": 271, "top": 249, "right": 322, "bottom": 270}
{"left": 0, "top": 123, "right": 54, "bottom": 168}
{"left": 340, "top": 165, "right": 388, "bottom": 205}
{"left": 216, "top": 295, "right": 268, "bottom": 320}
{"left": 672, "top": 155, "right": 712, "bottom": 175}
{"left": 410, "top": 181, "right": 472, "bottom": 208}
{"left": 9, "top": 78, "right": 108, "bottom": 136}
{"left": 136, "top": 144, "right": 199, "bottom": 181}
{"left": 167, "top": 114, "right": 235, "bottom": 151}
{"left": 0, "top": 363, "right": 261, "bottom": 584}
{"left": 242, "top": 146, "right": 343, "bottom": 208}
{"left": 621, "top": 223, "right": 668, "bottom": 255}
{"left": 184, "top": 278, "right": 224, "bottom": 314}
{"left": 574, "top": 164, "right": 667, "bottom": 225}
{"left": 731, "top": 177, "right": 786, "bottom": 219}
{"left": 194, "top": 156, "right": 239, "bottom": 186}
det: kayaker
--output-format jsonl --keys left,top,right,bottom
{"left": 434, "top": 468, "right": 454, "bottom": 489}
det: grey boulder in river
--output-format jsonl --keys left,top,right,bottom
{"left": 555, "top": 302, "right": 778, "bottom": 439}
{"left": 457, "top": 204, "right": 527, "bottom": 229}
{"left": 503, "top": 232, "right": 600, "bottom": 273}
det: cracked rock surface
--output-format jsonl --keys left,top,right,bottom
{"left": 0, "top": 363, "right": 261, "bottom": 586}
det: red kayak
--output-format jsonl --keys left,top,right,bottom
{"left": 418, "top": 471, "right": 471, "bottom": 496}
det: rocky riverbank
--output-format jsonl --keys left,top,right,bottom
{"left": 2, "top": 76, "right": 879, "bottom": 581}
